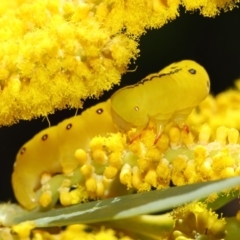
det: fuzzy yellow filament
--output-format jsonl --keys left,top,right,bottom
{"left": 0, "top": 0, "right": 239, "bottom": 125}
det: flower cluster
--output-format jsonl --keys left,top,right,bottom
{"left": 0, "top": 0, "right": 139, "bottom": 125}
{"left": 36, "top": 122, "right": 240, "bottom": 210}
{"left": 0, "top": 0, "right": 238, "bottom": 125}
{"left": 168, "top": 202, "right": 226, "bottom": 240}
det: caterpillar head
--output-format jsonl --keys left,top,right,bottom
{"left": 163, "top": 60, "right": 210, "bottom": 99}
{"left": 110, "top": 60, "right": 210, "bottom": 133}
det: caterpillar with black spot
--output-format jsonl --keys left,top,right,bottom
{"left": 12, "top": 60, "right": 210, "bottom": 210}
{"left": 111, "top": 60, "right": 210, "bottom": 138}
{"left": 12, "top": 100, "right": 117, "bottom": 210}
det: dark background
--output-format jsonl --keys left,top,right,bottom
{"left": 1, "top": 6, "right": 240, "bottom": 206}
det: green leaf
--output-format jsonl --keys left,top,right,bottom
{"left": 11, "top": 176, "right": 240, "bottom": 227}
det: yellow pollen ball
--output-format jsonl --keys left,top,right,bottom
{"left": 184, "top": 161, "right": 198, "bottom": 183}
{"left": 60, "top": 192, "right": 72, "bottom": 206}
{"left": 138, "top": 182, "right": 151, "bottom": 192}
{"left": 181, "top": 131, "right": 194, "bottom": 147}
{"left": 235, "top": 166, "right": 240, "bottom": 175}
{"left": 96, "top": 181, "right": 105, "bottom": 197}
{"left": 89, "top": 137, "right": 104, "bottom": 151}
{"left": 212, "top": 152, "right": 235, "bottom": 172}
{"left": 120, "top": 165, "right": 132, "bottom": 188}
{"left": 215, "top": 126, "right": 228, "bottom": 144}
{"left": 172, "top": 170, "right": 186, "bottom": 186}
{"left": 39, "top": 191, "right": 52, "bottom": 208}
{"left": 220, "top": 167, "right": 235, "bottom": 178}
{"left": 80, "top": 164, "right": 93, "bottom": 177}
{"left": 129, "top": 141, "right": 145, "bottom": 157}
{"left": 92, "top": 149, "right": 107, "bottom": 165}
{"left": 172, "top": 155, "right": 188, "bottom": 172}
{"left": 85, "top": 177, "right": 97, "bottom": 192}
{"left": 75, "top": 149, "right": 88, "bottom": 165}
{"left": 145, "top": 147, "right": 162, "bottom": 162}
{"left": 156, "top": 159, "right": 170, "bottom": 182}
{"left": 140, "top": 128, "right": 156, "bottom": 146}
{"left": 137, "top": 158, "right": 150, "bottom": 172}
{"left": 198, "top": 124, "right": 211, "bottom": 144}
{"left": 199, "top": 161, "right": 213, "bottom": 180}
{"left": 144, "top": 169, "right": 157, "bottom": 187}
{"left": 169, "top": 127, "right": 181, "bottom": 147}
{"left": 194, "top": 145, "right": 207, "bottom": 165}
{"left": 228, "top": 128, "right": 239, "bottom": 144}
{"left": 156, "top": 133, "right": 170, "bottom": 152}
{"left": 40, "top": 172, "right": 51, "bottom": 185}
{"left": 69, "top": 189, "right": 81, "bottom": 205}
{"left": 108, "top": 152, "right": 123, "bottom": 167}
{"left": 104, "top": 166, "right": 118, "bottom": 179}
{"left": 132, "top": 167, "right": 143, "bottom": 189}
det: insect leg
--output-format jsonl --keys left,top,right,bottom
{"left": 171, "top": 108, "right": 194, "bottom": 132}
{"left": 152, "top": 114, "right": 171, "bottom": 144}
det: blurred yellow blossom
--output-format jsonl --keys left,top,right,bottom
{"left": 188, "top": 79, "right": 240, "bottom": 136}
{"left": 60, "top": 224, "right": 133, "bottom": 240}
{"left": 9, "top": 223, "right": 134, "bottom": 240}
{"left": 0, "top": 0, "right": 239, "bottom": 125}
{"left": 168, "top": 202, "right": 226, "bottom": 239}
{"left": 11, "top": 221, "right": 35, "bottom": 239}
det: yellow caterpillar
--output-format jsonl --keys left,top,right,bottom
{"left": 111, "top": 60, "right": 210, "bottom": 138}
{"left": 12, "top": 100, "right": 117, "bottom": 210}
{"left": 12, "top": 60, "right": 210, "bottom": 210}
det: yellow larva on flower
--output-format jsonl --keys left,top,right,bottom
{"left": 111, "top": 60, "right": 210, "bottom": 139}
{"left": 12, "top": 100, "right": 117, "bottom": 210}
